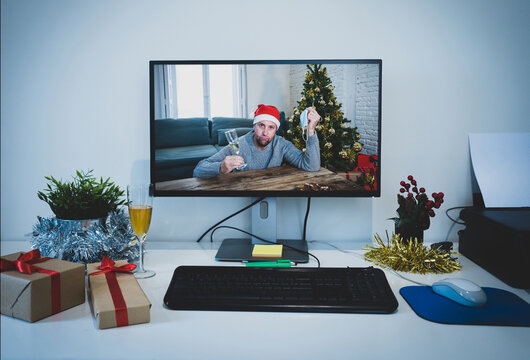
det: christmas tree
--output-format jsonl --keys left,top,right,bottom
{"left": 284, "top": 64, "right": 363, "bottom": 172}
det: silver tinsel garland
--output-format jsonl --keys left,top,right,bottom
{"left": 29, "top": 210, "right": 139, "bottom": 264}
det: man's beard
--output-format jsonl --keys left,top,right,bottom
{"left": 256, "top": 135, "right": 273, "bottom": 147}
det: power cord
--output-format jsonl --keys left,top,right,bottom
{"left": 445, "top": 206, "right": 471, "bottom": 225}
{"left": 310, "top": 240, "right": 429, "bottom": 286}
{"left": 196, "top": 197, "right": 265, "bottom": 243}
{"left": 211, "top": 225, "right": 321, "bottom": 268}
{"left": 302, "top": 196, "right": 311, "bottom": 241}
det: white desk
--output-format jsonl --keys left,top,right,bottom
{"left": 1, "top": 241, "right": 529, "bottom": 360}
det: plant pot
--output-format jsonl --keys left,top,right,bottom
{"left": 395, "top": 224, "right": 424, "bottom": 243}
{"left": 56, "top": 217, "right": 107, "bottom": 234}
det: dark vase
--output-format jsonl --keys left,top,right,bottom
{"left": 395, "top": 224, "right": 424, "bottom": 243}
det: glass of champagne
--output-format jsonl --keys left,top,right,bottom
{"left": 127, "top": 184, "right": 155, "bottom": 279}
{"left": 225, "top": 129, "right": 247, "bottom": 170}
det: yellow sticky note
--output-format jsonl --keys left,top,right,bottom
{"left": 252, "top": 244, "right": 283, "bottom": 258}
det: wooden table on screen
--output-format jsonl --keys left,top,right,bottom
{"left": 156, "top": 165, "right": 363, "bottom": 192}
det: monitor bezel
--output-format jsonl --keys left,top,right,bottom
{"left": 149, "top": 59, "right": 382, "bottom": 198}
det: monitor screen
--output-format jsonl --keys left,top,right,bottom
{"left": 150, "top": 60, "right": 381, "bottom": 198}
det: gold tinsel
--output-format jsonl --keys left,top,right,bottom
{"left": 364, "top": 234, "right": 462, "bottom": 274}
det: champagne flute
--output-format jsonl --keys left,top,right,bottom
{"left": 225, "top": 129, "right": 247, "bottom": 170}
{"left": 127, "top": 184, "right": 155, "bottom": 279}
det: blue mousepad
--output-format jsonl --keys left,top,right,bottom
{"left": 400, "top": 286, "right": 530, "bottom": 327}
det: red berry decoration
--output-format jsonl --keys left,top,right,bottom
{"left": 395, "top": 175, "right": 444, "bottom": 235}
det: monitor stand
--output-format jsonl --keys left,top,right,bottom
{"left": 215, "top": 197, "right": 309, "bottom": 263}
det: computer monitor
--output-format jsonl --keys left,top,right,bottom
{"left": 150, "top": 60, "right": 382, "bottom": 261}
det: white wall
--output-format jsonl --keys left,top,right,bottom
{"left": 2, "top": 0, "right": 529, "bottom": 245}
{"left": 247, "top": 64, "right": 291, "bottom": 114}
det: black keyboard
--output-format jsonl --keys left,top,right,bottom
{"left": 164, "top": 266, "right": 398, "bottom": 314}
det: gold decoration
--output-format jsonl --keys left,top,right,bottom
{"left": 364, "top": 234, "right": 462, "bottom": 274}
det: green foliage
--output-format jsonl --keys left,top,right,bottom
{"left": 394, "top": 193, "right": 431, "bottom": 230}
{"left": 283, "top": 64, "right": 363, "bottom": 171}
{"left": 37, "top": 170, "right": 126, "bottom": 220}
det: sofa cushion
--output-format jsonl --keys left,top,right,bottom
{"left": 155, "top": 165, "right": 197, "bottom": 182}
{"left": 155, "top": 144, "right": 219, "bottom": 168}
{"left": 211, "top": 117, "right": 253, "bottom": 145}
{"left": 216, "top": 127, "right": 253, "bottom": 146}
{"left": 155, "top": 118, "right": 210, "bottom": 148}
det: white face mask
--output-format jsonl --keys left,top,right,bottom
{"left": 300, "top": 109, "right": 308, "bottom": 141}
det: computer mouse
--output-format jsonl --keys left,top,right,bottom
{"left": 431, "top": 278, "right": 487, "bottom": 307}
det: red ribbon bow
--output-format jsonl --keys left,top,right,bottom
{"left": 0, "top": 249, "right": 61, "bottom": 314}
{"left": 89, "top": 256, "right": 136, "bottom": 327}
{"left": 90, "top": 256, "right": 137, "bottom": 276}
{"left": 0, "top": 249, "right": 46, "bottom": 274}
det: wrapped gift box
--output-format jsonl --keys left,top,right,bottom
{"left": 1, "top": 250, "right": 85, "bottom": 322}
{"left": 87, "top": 259, "right": 151, "bottom": 329}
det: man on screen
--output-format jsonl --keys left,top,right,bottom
{"left": 193, "top": 104, "right": 321, "bottom": 178}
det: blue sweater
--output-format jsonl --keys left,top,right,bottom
{"left": 193, "top": 131, "right": 320, "bottom": 178}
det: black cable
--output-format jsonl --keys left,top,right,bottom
{"left": 210, "top": 225, "right": 321, "bottom": 268}
{"left": 445, "top": 206, "right": 471, "bottom": 225}
{"left": 196, "top": 197, "right": 266, "bottom": 242}
{"left": 302, "top": 196, "right": 311, "bottom": 242}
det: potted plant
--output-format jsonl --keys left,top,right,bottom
{"left": 389, "top": 175, "right": 445, "bottom": 242}
{"left": 38, "top": 170, "right": 126, "bottom": 231}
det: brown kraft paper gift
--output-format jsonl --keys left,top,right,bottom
{"left": 1, "top": 250, "right": 85, "bottom": 322}
{"left": 87, "top": 258, "right": 151, "bottom": 329}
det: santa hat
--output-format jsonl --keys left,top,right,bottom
{"left": 251, "top": 104, "right": 280, "bottom": 128}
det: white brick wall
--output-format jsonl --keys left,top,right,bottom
{"left": 354, "top": 64, "right": 380, "bottom": 155}
{"left": 288, "top": 63, "right": 380, "bottom": 156}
